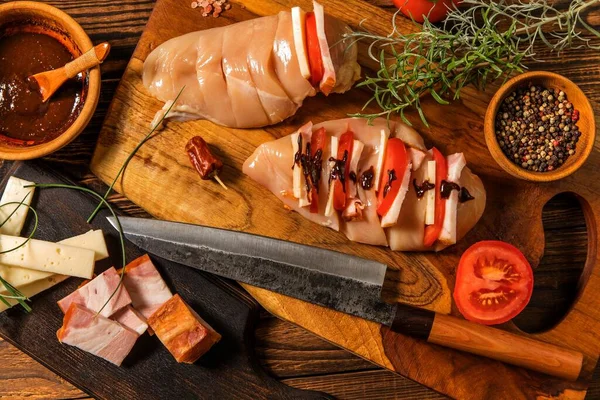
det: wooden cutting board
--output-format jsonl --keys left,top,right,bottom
{"left": 0, "top": 161, "right": 330, "bottom": 400}
{"left": 91, "top": 0, "right": 600, "bottom": 398}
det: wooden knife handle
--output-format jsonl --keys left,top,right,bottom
{"left": 391, "top": 304, "right": 583, "bottom": 381}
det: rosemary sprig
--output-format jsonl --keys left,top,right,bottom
{"left": 347, "top": 0, "right": 600, "bottom": 126}
{"left": 87, "top": 87, "right": 186, "bottom": 222}
{"left": 0, "top": 275, "right": 31, "bottom": 312}
{"left": 27, "top": 184, "right": 126, "bottom": 316}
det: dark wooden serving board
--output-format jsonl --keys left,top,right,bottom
{"left": 0, "top": 161, "right": 330, "bottom": 400}
{"left": 89, "top": 0, "right": 600, "bottom": 399}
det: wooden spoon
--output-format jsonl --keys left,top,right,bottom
{"left": 29, "top": 42, "right": 110, "bottom": 102}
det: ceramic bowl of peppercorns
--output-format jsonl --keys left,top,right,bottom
{"left": 484, "top": 71, "right": 595, "bottom": 182}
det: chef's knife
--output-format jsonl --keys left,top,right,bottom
{"left": 108, "top": 216, "right": 583, "bottom": 381}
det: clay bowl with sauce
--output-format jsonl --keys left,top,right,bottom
{"left": 484, "top": 71, "right": 595, "bottom": 182}
{"left": 0, "top": 2, "right": 101, "bottom": 160}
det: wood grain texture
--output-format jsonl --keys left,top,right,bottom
{"left": 0, "top": 161, "right": 333, "bottom": 400}
{"left": 88, "top": 0, "right": 600, "bottom": 398}
{"left": 0, "top": 0, "right": 598, "bottom": 399}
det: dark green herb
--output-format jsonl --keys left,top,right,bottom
{"left": 347, "top": 0, "right": 600, "bottom": 126}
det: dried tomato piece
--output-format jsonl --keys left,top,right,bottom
{"left": 186, "top": 136, "right": 227, "bottom": 189}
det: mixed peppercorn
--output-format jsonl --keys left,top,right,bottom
{"left": 495, "top": 84, "right": 581, "bottom": 172}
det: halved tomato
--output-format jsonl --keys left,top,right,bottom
{"left": 453, "top": 241, "right": 534, "bottom": 326}
{"left": 376, "top": 138, "right": 408, "bottom": 217}
{"left": 333, "top": 131, "right": 354, "bottom": 211}
{"left": 305, "top": 12, "right": 324, "bottom": 87}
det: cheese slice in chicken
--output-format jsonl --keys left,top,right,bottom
{"left": 324, "top": 136, "right": 339, "bottom": 217}
{"left": 425, "top": 161, "right": 436, "bottom": 226}
{"left": 291, "top": 7, "right": 311, "bottom": 80}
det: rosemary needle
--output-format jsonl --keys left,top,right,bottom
{"left": 347, "top": 0, "right": 600, "bottom": 126}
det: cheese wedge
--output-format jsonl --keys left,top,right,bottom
{"left": 291, "top": 7, "right": 311, "bottom": 80}
{"left": 0, "top": 177, "right": 34, "bottom": 236}
{"left": 425, "top": 160, "right": 436, "bottom": 226}
{"left": 60, "top": 230, "right": 108, "bottom": 261}
{"left": 324, "top": 136, "right": 339, "bottom": 217}
{"left": 373, "top": 129, "right": 388, "bottom": 192}
{"left": 0, "top": 230, "right": 108, "bottom": 288}
{"left": 0, "top": 274, "right": 69, "bottom": 312}
{"left": 0, "top": 235, "right": 95, "bottom": 279}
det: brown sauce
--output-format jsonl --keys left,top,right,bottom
{"left": 360, "top": 166, "right": 374, "bottom": 190}
{"left": 459, "top": 187, "right": 474, "bottom": 203}
{"left": 413, "top": 179, "right": 435, "bottom": 198}
{"left": 382, "top": 169, "right": 396, "bottom": 198}
{"left": 440, "top": 180, "right": 461, "bottom": 199}
{"left": 0, "top": 28, "right": 85, "bottom": 145}
{"left": 328, "top": 150, "right": 348, "bottom": 193}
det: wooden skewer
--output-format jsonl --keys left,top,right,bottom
{"left": 213, "top": 175, "right": 228, "bottom": 190}
{"left": 29, "top": 42, "right": 111, "bottom": 102}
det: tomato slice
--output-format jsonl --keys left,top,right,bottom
{"left": 423, "top": 147, "right": 447, "bottom": 247}
{"left": 305, "top": 12, "right": 324, "bottom": 87}
{"left": 376, "top": 138, "right": 408, "bottom": 217}
{"left": 309, "top": 127, "right": 327, "bottom": 214}
{"left": 453, "top": 241, "right": 534, "bottom": 326}
{"left": 332, "top": 131, "right": 354, "bottom": 211}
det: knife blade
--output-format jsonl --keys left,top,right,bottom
{"left": 108, "top": 216, "right": 397, "bottom": 326}
{"left": 108, "top": 216, "right": 583, "bottom": 381}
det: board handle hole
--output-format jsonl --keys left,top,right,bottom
{"left": 512, "top": 192, "right": 588, "bottom": 334}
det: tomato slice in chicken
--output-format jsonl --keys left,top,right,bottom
{"left": 423, "top": 147, "right": 447, "bottom": 246}
{"left": 309, "top": 127, "right": 327, "bottom": 214}
{"left": 305, "top": 12, "right": 324, "bottom": 87}
{"left": 333, "top": 131, "right": 354, "bottom": 211}
{"left": 453, "top": 241, "right": 534, "bottom": 326}
{"left": 376, "top": 138, "right": 408, "bottom": 217}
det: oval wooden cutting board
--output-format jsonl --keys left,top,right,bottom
{"left": 91, "top": 0, "right": 600, "bottom": 398}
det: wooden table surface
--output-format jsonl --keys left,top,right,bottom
{"left": 0, "top": 0, "right": 599, "bottom": 399}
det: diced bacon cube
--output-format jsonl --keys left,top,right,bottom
{"left": 121, "top": 255, "right": 173, "bottom": 319}
{"left": 57, "top": 267, "right": 131, "bottom": 318}
{"left": 111, "top": 305, "right": 148, "bottom": 335}
{"left": 57, "top": 303, "right": 139, "bottom": 366}
{"left": 148, "top": 294, "right": 221, "bottom": 363}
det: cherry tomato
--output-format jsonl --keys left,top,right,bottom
{"left": 333, "top": 131, "right": 354, "bottom": 211}
{"left": 376, "top": 138, "right": 408, "bottom": 217}
{"left": 453, "top": 241, "right": 534, "bottom": 326}
{"left": 423, "top": 147, "right": 447, "bottom": 246}
{"left": 310, "top": 127, "right": 327, "bottom": 214}
{"left": 392, "top": 0, "right": 459, "bottom": 24}
{"left": 305, "top": 12, "right": 324, "bottom": 87}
